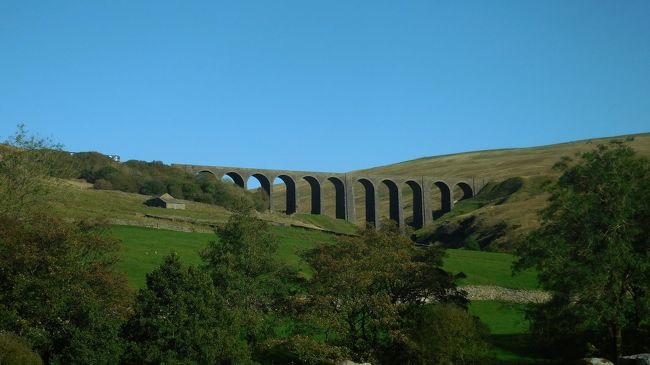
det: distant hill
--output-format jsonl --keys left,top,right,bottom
{"left": 273, "top": 133, "right": 650, "bottom": 250}
{"left": 354, "top": 133, "right": 650, "bottom": 179}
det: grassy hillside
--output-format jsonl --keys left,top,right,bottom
{"left": 271, "top": 133, "right": 650, "bottom": 250}
{"left": 355, "top": 133, "right": 650, "bottom": 178}
{"left": 112, "top": 224, "right": 337, "bottom": 288}
{"left": 48, "top": 179, "right": 356, "bottom": 234}
{"left": 48, "top": 133, "right": 650, "bottom": 250}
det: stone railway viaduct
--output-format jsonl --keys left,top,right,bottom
{"left": 173, "top": 164, "right": 487, "bottom": 230}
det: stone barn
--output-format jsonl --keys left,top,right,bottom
{"left": 146, "top": 193, "right": 186, "bottom": 210}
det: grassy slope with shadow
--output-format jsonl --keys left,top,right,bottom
{"left": 443, "top": 248, "right": 537, "bottom": 289}
{"left": 293, "top": 213, "right": 358, "bottom": 235}
{"left": 274, "top": 133, "right": 650, "bottom": 249}
{"left": 470, "top": 301, "right": 555, "bottom": 364}
{"left": 413, "top": 176, "right": 541, "bottom": 250}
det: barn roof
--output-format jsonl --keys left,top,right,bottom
{"left": 157, "top": 193, "right": 184, "bottom": 204}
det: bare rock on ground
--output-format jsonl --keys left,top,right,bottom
{"left": 576, "top": 358, "right": 614, "bottom": 365}
{"left": 620, "top": 354, "right": 650, "bottom": 365}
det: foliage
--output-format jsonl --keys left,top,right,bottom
{"left": 514, "top": 141, "right": 650, "bottom": 360}
{"left": 70, "top": 154, "right": 267, "bottom": 210}
{"left": 121, "top": 253, "right": 252, "bottom": 364}
{"left": 300, "top": 222, "right": 468, "bottom": 364}
{"left": 262, "top": 335, "right": 348, "bottom": 365}
{"left": 0, "top": 132, "right": 269, "bottom": 212}
{"left": 0, "top": 332, "right": 43, "bottom": 365}
{"left": 0, "top": 214, "right": 132, "bottom": 364}
{"left": 0, "top": 125, "right": 132, "bottom": 364}
{"left": 0, "top": 124, "right": 68, "bottom": 218}
{"left": 412, "top": 304, "right": 490, "bottom": 365}
{"left": 200, "top": 200, "right": 295, "bottom": 360}
{"left": 465, "top": 235, "right": 481, "bottom": 251}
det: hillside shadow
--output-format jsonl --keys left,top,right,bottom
{"left": 489, "top": 334, "right": 558, "bottom": 365}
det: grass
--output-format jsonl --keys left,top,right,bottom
{"left": 50, "top": 180, "right": 232, "bottom": 230}
{"left": 471, "top": 301, "right": 531, "bottom": 362}
{"left": 112, "top": 224, "right": 336, "bottom": 288}
{"left": 293, "top": 213, "right": 358, "bottom": 235}
{"left": 112, "top": 225, "right": 211, "bottom": 288}
{"left": 47, "top": 179, "right": 358, "bottom": 236}
{"left": 114, "top": 224, "right": 537, "bottom": 289}
{"left": 470, "top": 301, "right": 552, "bottom": 363}
{"left": 470, "top": 301, "right": 530, "bottom": 335}
{"left": 444, "top": 248, "right": 538, "bottom": 289}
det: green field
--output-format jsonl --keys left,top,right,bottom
{"left": 443, "top": 249, "right": 538, "bottom": 289}
{"left": 113, "top": 224, "right": 536, "bottom": 290}
{"left": 112, "top": 224, "right": 335, "bottom": 288}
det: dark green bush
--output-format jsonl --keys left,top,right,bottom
{"left": 412, "top": 304, "right": 490, "bottom": 365}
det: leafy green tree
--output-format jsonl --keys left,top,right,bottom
{"left": 515, "top": 141, "right": 650, "bottom": 360}
{"left": 166, "top": 179, "right": 185, "bottom": 199}
{"left": 0, "top": 124, "right": 67, "bottom": 219}
{"left": 0, "top": 125, "right": 132, "bottom": 364}
{"left": 121, "top": 253, "right": 251, "bottom": 364}
{"left": 200, "top": 200, "right": 293, "bottom": 359}
{"left": 301, "top": 222, "right": 468, "bottom": 364}
{"left": 411, "top": 304, "right": 489, "bottom": 365}
{"left": 0, "top": 215, "right": 132, "bottom": 364}
{"left": 139, "top": 180, "right": 166, "bottom": 196}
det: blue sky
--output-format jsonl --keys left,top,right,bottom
{"left": 1, "top": 1, "right": 649, "bottom": 171}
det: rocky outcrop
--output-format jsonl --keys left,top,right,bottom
{"left": 461, "top": 285, "right": 551, "bottom": 303}
{"left": 576, "top": 359, "right": 614, "bottom": 365}
{"left": 620, "top": 354, "right": 650, "bottom": 365}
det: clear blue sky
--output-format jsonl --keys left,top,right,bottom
{"left": 1, "top": 1, "right": 648, "bottom": 171}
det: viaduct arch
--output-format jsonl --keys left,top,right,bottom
{"left": 177, "top": 164, "right": 487, "bottom": 230}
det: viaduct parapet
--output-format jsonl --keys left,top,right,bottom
{"left": 172, "top": 164, "right": 487, "bottom": 230}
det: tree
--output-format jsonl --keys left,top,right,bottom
{"left": 121, "top": 253, "right": 251, "bottom": 364}
{"left": 411, "top": 304, "right": 489, "bottom": 365}
{"left": 200, "top": 199, "right": 293, "bottom": 359}
{"left": 301, "top": 222, "right": 468, "bottom": 364}
{"left": 0, "top": 214, "right": 132, "bottom": 364}
{"left": 0, "top": 124, "right": 67, "bottom": 219}
{"left": 0, "top": 125, "right": 132, "bottom": 364}
{"left": 515, "top": 140, "right": 650, "bottom": 360}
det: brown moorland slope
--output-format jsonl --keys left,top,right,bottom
{"left": 271, "top": 133, "right": 650, "bottom": 250}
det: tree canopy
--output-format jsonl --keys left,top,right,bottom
{"left": 296, "top": 223, "right": 474, "bottom": 364}
{"left": 515, "top": 140, "right": 650, "bottom": 360}
{"left": 200, "top": 200, "right": 295, "bottom": 360}
{"left": 121, "top": 253, "right": 251, "bottom": 364}
{"left": 0, "top": 126, "right": 132, "bottom": 364}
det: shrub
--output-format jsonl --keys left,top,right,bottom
{"left": 412, "top": 304, "right": 490, "bottom": 365}
{"left": 93, "top": 178, "right": 113, "bottom": 190}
